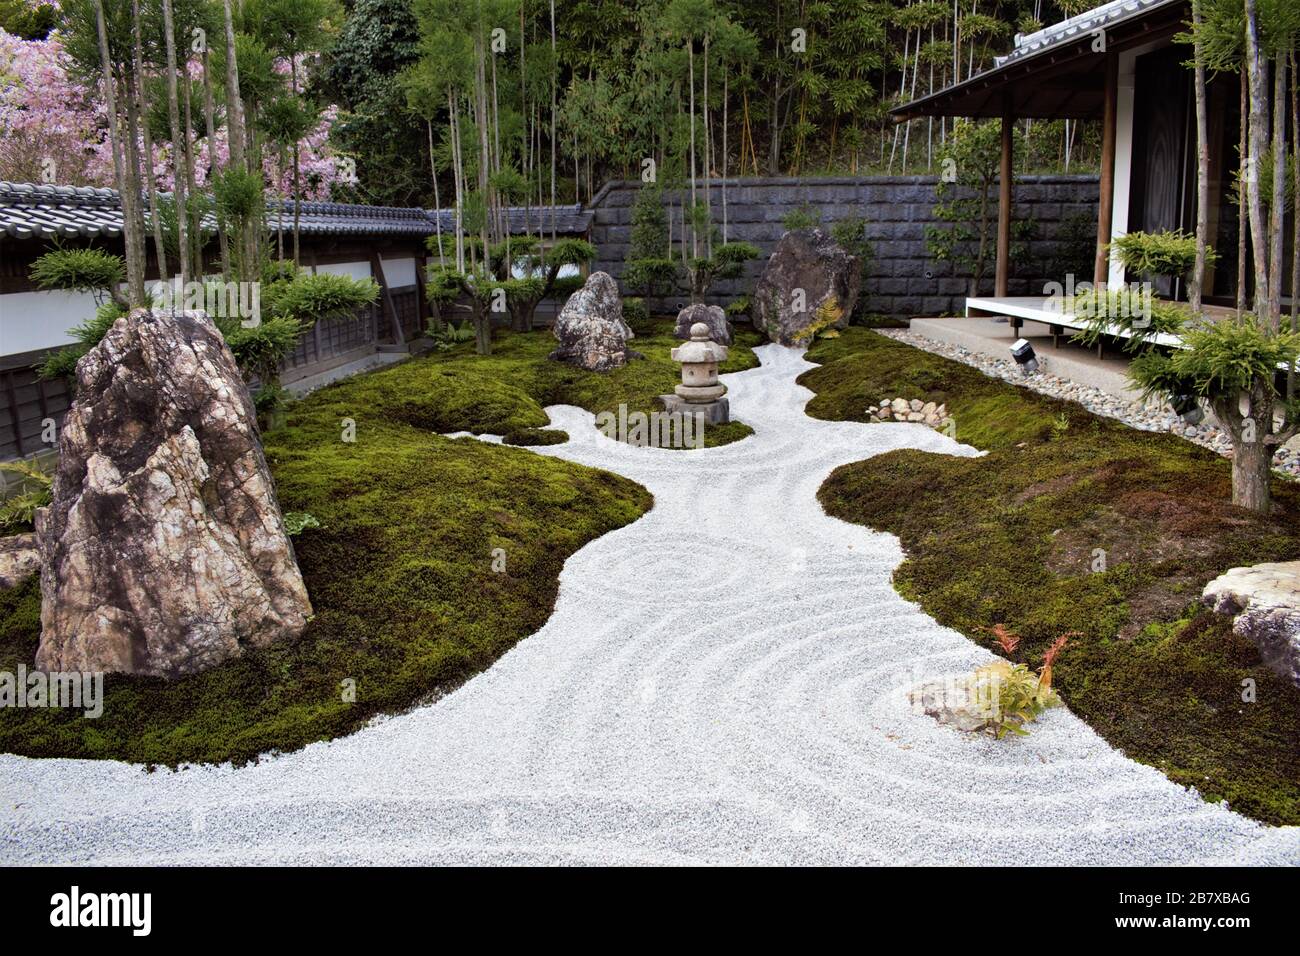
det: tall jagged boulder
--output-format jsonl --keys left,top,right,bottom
{"left": 35, "top": 308, "right": 312, "bottom": 679}
{"left": 550, "top": 271, "right": 637, "bottom": 372}
{"left": 673, "top": 303, "right": 732, "bottom": 346}
{"left": 752, "top": 228, "right": 860, "bottom": 346}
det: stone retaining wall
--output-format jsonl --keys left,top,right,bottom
{"left": 588, "top": 174, "right": 1100, "bottom": 321}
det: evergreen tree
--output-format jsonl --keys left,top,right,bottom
{"left": 622, "top": 182, "right": 676, "bottom": 300}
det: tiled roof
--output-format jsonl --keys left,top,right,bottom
{"left": 429, "top": 203, "right": 592, "bottom": 236}
{"left": 0, "top": 182, "right": 124, "bottom": 240}
{"left": 0, "top": 182, "right": 438, "bottom": 241}
{"left": 265, "top": 197, "right": 439, "bottom": 237}
{"left": 0, "top": 181, "right": 593, "bottom": 242}
{"left": 996, "top": 0, "right": 1181, "bottom": 69}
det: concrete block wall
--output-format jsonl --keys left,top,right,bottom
{"left": 588, "top": 175, "right": 1100, "bottom": 321}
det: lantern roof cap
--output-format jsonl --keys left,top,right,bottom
{"left": 671, "top": 323, "right": 728, "bottom": 363}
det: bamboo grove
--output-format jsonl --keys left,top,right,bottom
{"left": 364, "top": 0, "right": 1103, "bottom": 211}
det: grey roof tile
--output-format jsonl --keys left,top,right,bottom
{"left": 429, "top": 204, "right": 592, "bottom": 236}
{"left": 994, "top": 0, "right": 1180, "bottom": 68}
{"left": 0, "top": 181, "right": 591, "bottom": 242}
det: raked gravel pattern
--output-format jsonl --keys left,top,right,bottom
{"left": 2, "top": 344, "right": 1298, "bottom": 866}
{"left": 877, "top": 327, "right": 1300, "bottom": 477}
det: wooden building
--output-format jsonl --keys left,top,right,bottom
{"left": 0, "top": 182, "right": 592, "bottom": 462}
{"left": 891, "top": 0, "right": 1292, "bottom": 330}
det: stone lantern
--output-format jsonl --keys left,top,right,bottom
{"left": 662, "top": 321, "right": 730, "bottom": 425}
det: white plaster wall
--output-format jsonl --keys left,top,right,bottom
{"left": 315, "top": 261, "right": 372, "bottom": 281}
{"left": 1109, "top": 49, "right": 1138, "bottom": 287}
{"left": 379, "top": 256, "right": 416, "bottom": 288}
{"left": 0, "top": 289, "right": 98, "bottom": 358}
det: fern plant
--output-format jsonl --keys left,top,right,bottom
{"left": 430, "top": 320, "right": 476, "bottom": 351}
{"left": 1110, "top": 230, "right": 1215, "bottom": 282}
{"left": 0, "top": 459, "right": 53, "bottom": 533}
{"left": 977, "top": 661, "right": 1060, "bottom": 738}
{"left": 791, "top": 296, "right": 845, "bottom": 345}
{"left": 282, "top": 512, "right": 321, "bottom": 536}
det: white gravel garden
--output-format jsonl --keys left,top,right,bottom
{"left": 3, "top": 343, "right": 1296, "bottom": 866}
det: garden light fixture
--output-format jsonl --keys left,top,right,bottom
{"left": 1173, "top": 394, "right": 1204, "bottom": 426}
{"left": 1010, "top": 338, "right": 1039, "bottom": 375}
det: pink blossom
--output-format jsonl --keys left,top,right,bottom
{"left": 0, "top": 27, "right": 349, "bottom": 203}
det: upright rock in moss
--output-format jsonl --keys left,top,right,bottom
{"left": 549, "top": 271, "right": 637, "bottom": 372}
{"left": 35, "top": 308, "right": 312, "bottom": 679}
{"left": 673, "top": 302, "right": 732, "bottom": 345}
{"left": 752, "top": 228, "right": 860, "bottom": 346}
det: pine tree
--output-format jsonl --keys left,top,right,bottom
{"left": 622, "top": 183, "right": 676, "bottom": 300}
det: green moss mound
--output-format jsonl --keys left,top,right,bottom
{"left": 4, "top": 324, "right": 776, "bottom": 765}
{"left": 805, "top": 328, "right": 1300, "bottom": 826}
{"left": 399, "top": 318, "right": 761, "bottom": 447}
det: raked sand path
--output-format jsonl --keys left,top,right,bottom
{"left": 2, "top": 343, "right": 1298, "bottom": 866}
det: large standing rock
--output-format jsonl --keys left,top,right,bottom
{"left": 0, "top": 532, "right": 39, "bottom": 590}
{"left": 550, "top": 271, "right": 637, "bottom": 372}
{"left": 35, "top": 308, "right": 312, "bottom": 679}
{"left": 673, "top": 303, "right": 732, "bottom": 346}
{"left": 752, "top": 228, "right": 861, "bottom": 346}
{"left": 1203, "top": 561, "right": 1300, "bottom": 687}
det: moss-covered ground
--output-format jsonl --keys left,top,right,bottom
{"left": 384, "top": 320, "right": 762, "bottom": 448}
{"left": 0, "top": 322, "right": 757, "bottom": 766}
{"left": 804, "top": 328, "right": 1300, "bottom": 825}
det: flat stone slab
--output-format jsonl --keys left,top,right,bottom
{"left": 1203, "top": 561, "right": 1300, "bottom": 687}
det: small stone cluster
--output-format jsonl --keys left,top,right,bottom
{"left": 867, "top": 396, "right": 953, "bottom": 430}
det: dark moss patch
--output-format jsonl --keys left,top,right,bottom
{"left": 503, "top": 428, "right": 569, "bottom": 446}
{"left": 0, "top": 326, "right": 681, "bottom": 766}
{"left": 806, "top": 328, "right": 1300, "bottom": 825}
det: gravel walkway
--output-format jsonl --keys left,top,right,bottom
{"left": 2, "top": 344, "right": 1297, "bottom": 865}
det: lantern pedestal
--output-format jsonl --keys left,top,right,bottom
{"left": 660, "top": 392, "right": 730, "bottom": 425}
{"left": 662, "top": 321, "right": 732, "bottom": 425}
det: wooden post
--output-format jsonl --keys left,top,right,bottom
{"left": 369, "top": 251, "right": 405, "bottom": 346}
{"left": 5, "top": 370, "right": 24, "bottom": 457}
{"left": 996, "top": 95, "right": 1013, "bottom": 298}
{"left": 1095, "top": 50, "right": 1119, "bottom": 288}
{"left": 415, "top": 252, "right": 430, "bottom": 332}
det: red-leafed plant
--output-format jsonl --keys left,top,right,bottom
{"left": 1038, "top": 632, "right": 1077, "bottom": 694}
{"left": 985, "top": 623, "right": 1020, "bottom": 655}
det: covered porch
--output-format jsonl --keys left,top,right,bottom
{"left": 906, "top": 296, "right": 1254, "bottom": 403}
{"left": 891, "top": 0, "right": 1195, "bottom": 311}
